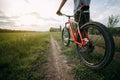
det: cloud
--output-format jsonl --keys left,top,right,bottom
{"left": 29, "top": 12, "right": 61, "bottom": 22}
{"left": 24, "top": 0, "right": 29, "bottom": 3}
{"left": 0, "top": 11, "right": 61, "bottom": 31}
{"left": 90, "top": 0, "right": 120, "bottom": 26}
{"left": 1, "top": 0, "right": 119, "bottom": 31}
{"left": 0, "top": 0, "right": 63, "bottom": 31}
{"left": 0, "top": 11, "right": 15, "bottom": 27}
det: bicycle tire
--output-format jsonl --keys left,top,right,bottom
{"left": 62, "top": 26, "right": 70, "bottom": 46}
{"left": 76, "top": 21, "right": 115, "bottom": 70}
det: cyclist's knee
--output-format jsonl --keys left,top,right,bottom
{"left": 81, "top": 5, "right": 89, "bottom": 11}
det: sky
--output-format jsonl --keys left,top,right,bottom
{"left": 0, "top": 0, "right": 120, "bottom": 31}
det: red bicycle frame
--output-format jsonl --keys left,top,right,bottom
{"left": 67, "top": 18, "right": 90, "bottom": 47}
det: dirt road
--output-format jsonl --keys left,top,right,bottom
{"left": 47, "top": 36, "right": 74, "bottom": 80}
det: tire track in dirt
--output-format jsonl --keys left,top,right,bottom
{"left": 47, "top": 36, "right": 74, "bottom": 80}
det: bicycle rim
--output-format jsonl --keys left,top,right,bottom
{"left": 62, "top": 27, "right": 70, "bottom": 46}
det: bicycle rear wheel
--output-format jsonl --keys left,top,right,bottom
{"left": 62, "top": 26, "right": 70, "bottom": 46}
{"left": 76, "top": 22, "right": 115, "bottom": 70}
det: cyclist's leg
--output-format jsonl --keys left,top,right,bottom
{"left": 73, "top": 0, "right": 91, "bottom": 24}
{"left": 79, "top": 5, "right": 90, "bottom": 37}
{"left": 73, "top": 0, "right": 81, "bottom": 22}
{"left": 79, "top": 0, "right": 91, "bottom": 26}
{"left": 79, "top": 5, "right": 90, "bottom": 26}
{"left": 74, "top": 0, "right": 91, "bottom": 39}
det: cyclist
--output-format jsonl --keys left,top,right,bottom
{"left": 56, "top": 0, "right": 91, "bottom": 26}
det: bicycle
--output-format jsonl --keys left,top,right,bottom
{"left": 61, "top": 13, "right": 115, "bottom": 70}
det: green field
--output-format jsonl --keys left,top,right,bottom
{"left": 0, "top": 32, "right": 50, "bottom": 80}
{"left": 0, "top": 31, "right": 120, "bottom": 80}
{"left": 52, "top": 32, "right": 120, "bottom": 80}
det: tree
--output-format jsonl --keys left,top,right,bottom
{"left": 49, "top": 27, "right": 54, "bottom": 32}
{"left": 107, "top": 15, "right": 119, "bottom": 28}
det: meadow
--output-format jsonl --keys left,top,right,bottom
{"left": 0, "top": 32, "right": 50, "bottom": 80}
{"left": 52, "top": 32, "right": 120, "bottom": 80}
{"left": 0, "top": 31, "right": 120, "bottom": 80}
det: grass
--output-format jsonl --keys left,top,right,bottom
{"left": 90, "top": 35, "right": 105, "bottom": 48}
{"left": 0, "top": 32, "right": 50, "bottom": 80}
{"left": 114, "top": 36, "right": 120, "bottom": 52}
{"left": 52, "top": 32, "right": 120, "bottom": 80}
{"left": 90, "top": 35, "right": 120, "bottom": 52}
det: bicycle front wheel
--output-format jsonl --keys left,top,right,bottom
{"left": 76, "top": 22, "right": 115, "bottom": 70}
